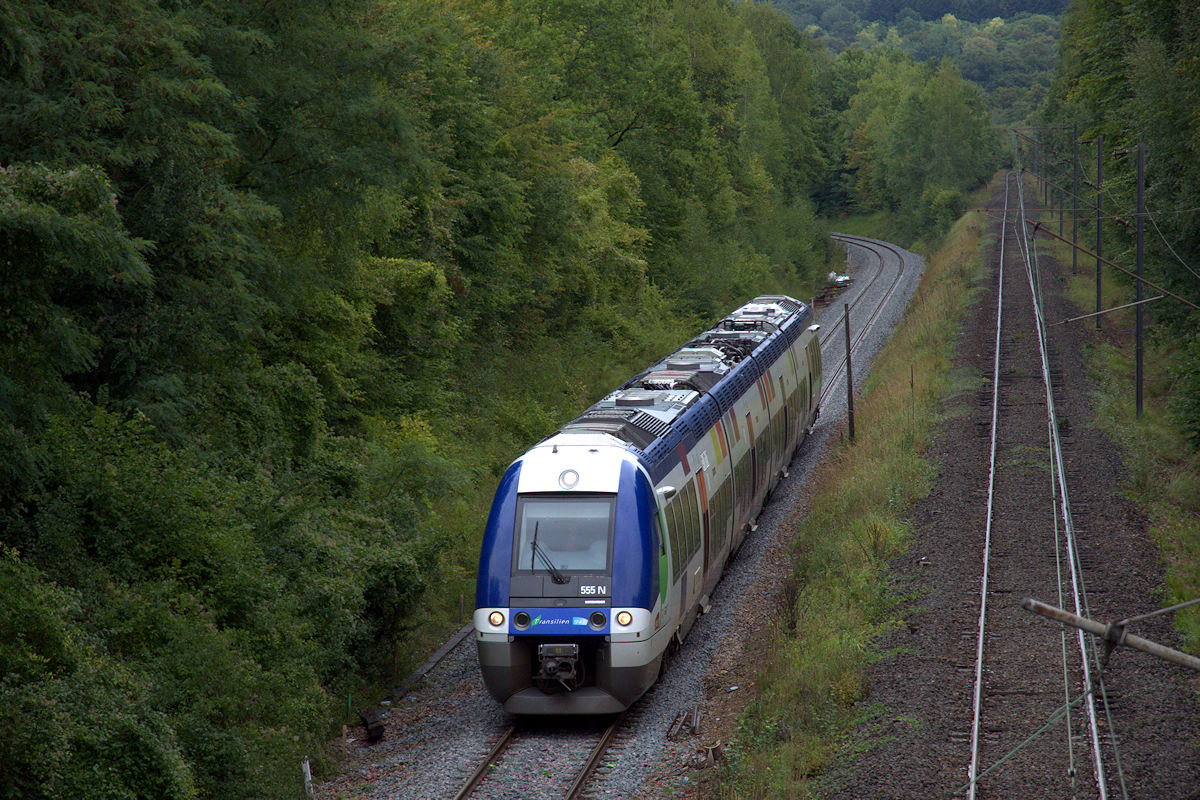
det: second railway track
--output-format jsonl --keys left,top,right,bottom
{"left": 963, "top": 171, "right": 1110, "bottom": 798}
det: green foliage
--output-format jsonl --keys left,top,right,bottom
{"left": 1042, "top": 0, "right": 1200, "bottom": 442}
{"left": 0, "top": 554, "right": 198, "bottom": 800}
{"left": 1173, "top": 333, "right": 1200, "bottom": 448}
{"left": 772, "top": 3, "right": 1064, "bottom": 125}
{"left": 0, "top": 1, "right": 996, "bottom": 797}
{"left": 0, "top": 1, "right": 803, "bottom": 797}
{"left": 0, "top": 163, "right": 151, "bottom": 495}
{"left": 827, "top": 50, "right": 997, "bottom": 233}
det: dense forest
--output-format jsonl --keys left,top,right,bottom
{"left": 1038, "top": 0, "right": 1200, "bottom": 443}
{"left": 776, "top": 0, "right": 1067, "bottom": 25}
{"left": 777, "top": 0, "right": 1065, "bottom": 123}
{"left": 0, "top": 1, "right": 995, "bottom": 798}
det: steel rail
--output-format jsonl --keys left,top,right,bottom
{"left": 564, "top": 712, "right": 625, "bottom": 800}
{"left": 1012, "top": 173, "right": 1109, "bottom": 799}
{"left": 454, "top": 712, "right": 625, "bottom": 800}
{"left": 966, "top": 173, "right": 1109, "bottom": 798}
{"left": 966, "top": 171, "right": 1013, "bottom": 800}
{"left": 452, "top": 725, "right": 516, "bottom": 800}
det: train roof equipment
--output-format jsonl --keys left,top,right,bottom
{"left": 549, "top": 295, "right": 813, "bottom": 482}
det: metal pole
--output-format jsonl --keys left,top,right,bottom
{"left": 1136, "top": 143, "right": 1144, "bottom": 417}
{"left": 1072, "top": 124, "right": 1078, "bottom": 275}
{"left": 1041, "top": 138, "right": 1046, "bottom": 205}
{"left": 1024, "top": 598, "right": 1200, "bottom": 672}
{"left": 844, "top": 302, "right": 854, "bottom": 442}
{"left": 1036, "top": 138, "right": 1043, "bottom": 206}
{"left": 1096, "top": 134, "right": 1103, "bottom": 329}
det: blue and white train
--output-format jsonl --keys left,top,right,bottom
{"left": 474, "top": 296, "right": 822, "bottom": 714}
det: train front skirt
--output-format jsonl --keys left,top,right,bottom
{"left": 474, "top": 606, "right": 669, "bottom": 714}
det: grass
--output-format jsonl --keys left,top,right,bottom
{"left": 715, "top": 182, "right": 992, "bottom": 799}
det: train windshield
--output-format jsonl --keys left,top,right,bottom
{"left": 513, "top": 496, "right": 615, "bottom": 574}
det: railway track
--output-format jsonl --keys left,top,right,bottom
{"left": 964, "top": 171, "right": 1114, "bottom": 798}
{"left": 820, "top": 234, "right": 910, "bottom": 408}
{"left": 453, "top": 713, "right": 625, "bottom": 800}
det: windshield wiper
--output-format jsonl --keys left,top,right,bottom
{"left": 531, "top": 523, "right": 569, "bottom": 584}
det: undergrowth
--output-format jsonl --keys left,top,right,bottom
{"left": 1054, "top": 236, "right": 1200, "bottom": 652}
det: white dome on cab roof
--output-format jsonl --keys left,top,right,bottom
{"left": 518, "top": 440, "right": 631, "bottom": 494}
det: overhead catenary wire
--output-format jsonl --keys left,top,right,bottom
{"left": 954, "top": 690, "right": 1096, "bottom": 798}
{"left": 1029, "top": 222, "right": 1200, "bottom": 312}
{"left": 1118, "top": 596, "right": 1200, "bottom": 627}
{"left": 1146, "top": 211, "right": 1200, "bottom": 283}
{"left": 1021, "top": 130, "right": 1200, "bottom": 289}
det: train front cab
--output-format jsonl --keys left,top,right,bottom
{"left": 475, "top": 452, "right": 671, "bottom": 714}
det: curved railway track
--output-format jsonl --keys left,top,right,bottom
{"left": 820, "top": 234, "right": 910, "bottom": 408}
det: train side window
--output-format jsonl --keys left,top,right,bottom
{"left": 679, "top": 483, "right": 694, "bottom": 557}
{"left": 666, "top": 500, "right": 682, "bottom": 578}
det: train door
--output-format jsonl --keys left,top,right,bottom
{"left": 782, "top": 406, "right": 789, "bottom": 464}
{"left": 746, "top": 412, "right": 756, "bottom": 503}
{"left": 778, "top": 375, "right": 788, "bottom": 462}
{"left": 698, "top": 469, "right": 711, "bottom": 579}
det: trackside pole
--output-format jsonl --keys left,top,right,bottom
{"left": 844, "top": 302, "right": 854, "bottom": 441}
{"left": 1023, "top": 598, "right": 1200, "bottom": 672}
{"left": 1096, "top": 135, "right": 1103, "bottom": 329}
{"left": 1136, "top": 143, "right": 1144, "bottom": 418}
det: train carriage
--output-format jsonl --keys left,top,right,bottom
{"left": 474, "top": 296, "right": 822, "bottom": 714}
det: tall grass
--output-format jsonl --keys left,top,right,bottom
{"left": 717, "top": 190, "right": 990, "bottom": 799}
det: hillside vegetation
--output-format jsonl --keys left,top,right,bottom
{"left": 776, "top": 0, "right": 1066, "bottom": 124}
{"left": 0, "top": 2, "right": 995, "bottom": 797}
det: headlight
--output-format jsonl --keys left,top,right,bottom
{"left": 616, "top": 611, "right": 633, "bottom": 627}
{"left": 488, "top": 611, "right": 505, "bottom": 627}
{"left": 513, "top": 611, "right": 531, "bottom": 629}
{"left": 589, "top": 611, "right": 606, "bottom": 629}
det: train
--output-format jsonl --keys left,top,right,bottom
{"left": 473, "top": 295, "right": 822, "bottom": 714}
